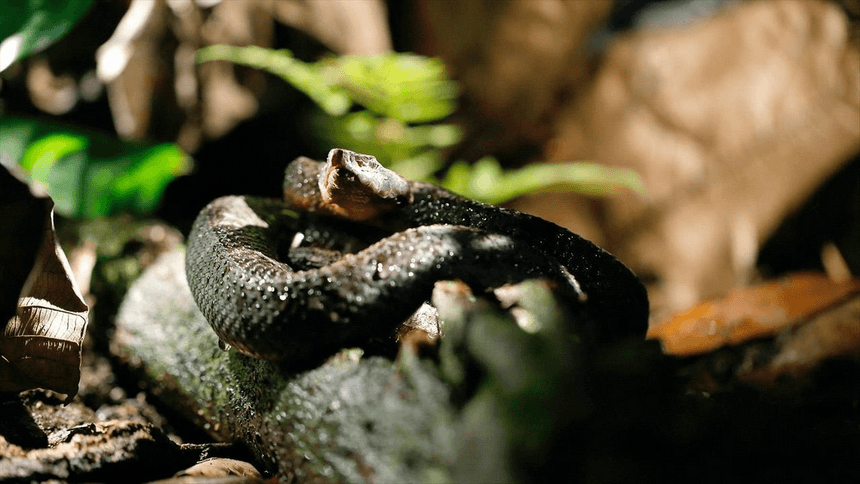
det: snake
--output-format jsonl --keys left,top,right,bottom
{"left": 185, "top": 149, "right": 649, "bottom": 362}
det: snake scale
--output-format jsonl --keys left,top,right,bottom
{"left": 185, "top": 149, "right": 648, "bottom": 362}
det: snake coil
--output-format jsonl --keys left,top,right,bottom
{"left": 185, "top": 149, "right": 648, "bottom": 361}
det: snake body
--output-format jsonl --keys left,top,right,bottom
{"left": 185, "top": 149, "right": 648, "bottom": 361}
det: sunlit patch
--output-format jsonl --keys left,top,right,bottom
{"left": 213, "top": 197, "right": 269, "bottom": 230}
{"left": 0, "top": 34, "right": 24, "bottom": 72}
{"left": 512, "top": 306, "right": 542, "bottom": 334}
{"left": 95, "top": 42, "right": 129, "bottom": 82}
{"left": 290, "top": 232, "right": 305, "bottom": 249}
{"left": 95, "top": 0, "right": 157, "bottom": 82}
{"left": 561, "top": 266, "right": 588, "bottom": 303}
{"left": 470, "top": 233, "right": 513, "bottom": 251}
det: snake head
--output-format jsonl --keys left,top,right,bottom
{"left": 319, "top": 148, "right": 413, "bottom": 221}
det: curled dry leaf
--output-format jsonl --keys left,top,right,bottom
{"left": 0, "top": 167, "right": 89, "bottom": 403}
{"left": 648, "top": 273, "right": 860, "bottom": 357}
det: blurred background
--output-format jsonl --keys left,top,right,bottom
{"left": 2, "top": 0, "right": 859, "bottom": 322}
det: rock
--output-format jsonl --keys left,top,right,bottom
{"left": 0, "top": 419, "right": 188, "bottom": 483}
{"left": 0, "top": 387, "right": 214, "bottom": 482}
{"left": 112, "top": 250, "right": 457, "bottom": 482}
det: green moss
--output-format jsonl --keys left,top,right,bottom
{"left": 116, "top": 251, "right": 456, "bottom": 481}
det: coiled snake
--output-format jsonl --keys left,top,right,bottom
{"left": 185, "top": 149, "right": 648, "bottom": 361}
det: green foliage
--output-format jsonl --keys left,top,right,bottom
{"left": 197, "top": 46, "right": 458, "bottom": 123}
{"left": 198, "top": 45, "right": 645, "bottom": 203}
{"left": 0, "top": 0, "right": 93, "bottom": 72}
{"left": 441, "top": 157, "right": 646, "bottom": 204}
{"left": 2, "top": 117, "right": 190, "bottom": 218}
{"left": 197, "top": 46, "right": 461, "bottom": 167}
{"left": 325, "top": 53, "right": 459, "bottom": 123}
{"left": 197, "top": 45, "right": 353, "bottom": 116}
{"left": 0, "top": 1, "right": 182, "bottom": 219}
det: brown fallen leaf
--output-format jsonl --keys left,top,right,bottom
{"left": 647, "top": 273, "right": 860, "bottom": 357}
{"left": 175, "top": 458, "right": 262, "bottom": 478}
{"left": 0, "top": 167, "right": 89, "bottom": 403}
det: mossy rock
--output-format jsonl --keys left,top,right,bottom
{"left": 113, "top": 250, "right": 457, "bottom": 482}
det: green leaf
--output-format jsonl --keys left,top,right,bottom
{"left": 197, "top": 45, "right": 462, "bottom": 171}
{"left": 196, "top": 46, "right": 458, "bottom": 123}
{"left": 324, "top": 53, "right": 458, "bottom": 123}
{"left": 440, "top": 157, "right": 646, "bottom": 204}
{"left": 197, "top": 45, "right": 352, "bottom": 116}
{"left": 194, "top": 44, "right": 640, "bottom": 203}
{"left": 1, "top": 116, "right": 191, "bottom": 218}
{"left": 0, "top": 0, "right": 93, "bottom": 72}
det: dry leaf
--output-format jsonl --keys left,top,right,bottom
{"left": 647, "top": 273, "right": 860, "bottom": 356}
{"left": 0, "top": 168, "right": 89, "bottom": 403}
{"left": 553, "top": 1, "right": 860, "bottom": 316}
{"left": 742, "top": 293, "right": 860, "bottom": 386}
{"left": 176, "top": 458, "right": 261, "bottom": 478}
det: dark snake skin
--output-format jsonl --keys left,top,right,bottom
{"left": 185, "top": 149, "right": 649, "bottom": 361}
